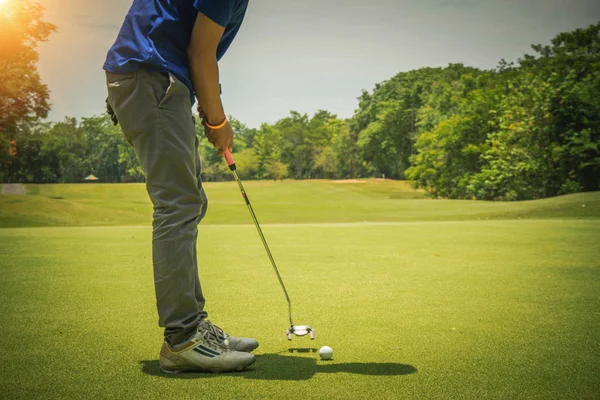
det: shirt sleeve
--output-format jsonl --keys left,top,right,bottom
{"left": 193, "top": 0, "right": 237, "bottom": 27}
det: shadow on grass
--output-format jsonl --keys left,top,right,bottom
{"left": 140, "top": 353, "right": 417, "bottom": 381}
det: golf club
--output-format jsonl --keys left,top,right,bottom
{"left": 224, "top": 149, "right": 314, "bottom": 340}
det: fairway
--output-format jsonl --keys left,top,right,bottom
{"left": 1, "top": 183, "right": 599, "bottom": 399}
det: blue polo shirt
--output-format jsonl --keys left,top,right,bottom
{"left": 104, "top": 0, "right": 248, "bottom": 104}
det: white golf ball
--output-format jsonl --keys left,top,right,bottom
{"left": 319, "top": 346, "right": 333, "bottom": 360}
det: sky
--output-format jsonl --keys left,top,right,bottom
{"left": 36, "top": 0, "right": 600, "bottom": 128}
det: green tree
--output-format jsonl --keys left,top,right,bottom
{"left": 2, "top": 121, "right": 58, "bottom": 183}
{"left": 229, "top": 116, "right": 257, "bottom": 150}
{"left": 313, "top": 146, "right": 337, "bottom": 179}
{"left": 529, "top": 22, "right": 600, "bottom": 193}
{"left": 253, "top": 123, "right": 282, "bottom": 179}
{"left": 407, "top": 74, "right": 500, "bottom": 198}
{"left": 467, "top": 22, "right": 600, "bottom": 200}
{"left": 266, "top": 160, "right": 288, "bottom": 180}
{"left": 330, "top": 119, "right": 362, "bottom": 178}
{"left": 232, "top": 148, "right": 259, "bottom": 179}
{"left": 0, "top": 0, "right": 55, "bottom": 180}
{"left": 278, "top": 111, "right": 311, "bottom": 179}
{"left": 43, "top": 118, "right": 89, "bottom": 182}
{"left": 353, "top": 65, "right": 482, "bottom": 179}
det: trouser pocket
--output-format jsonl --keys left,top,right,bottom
{"left": 105, "top": 70, "right": 180, "bottom": 143}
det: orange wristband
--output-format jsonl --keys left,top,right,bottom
{"left": 205, "top": 117, "right": 227, "bottom": 130}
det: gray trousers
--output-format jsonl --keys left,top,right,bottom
{"left": 106, "top": 69, "right": 208, "bottom": 345}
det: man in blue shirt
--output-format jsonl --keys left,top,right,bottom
{"left": 104, "top": 0, "right": 257, "bottom": 374}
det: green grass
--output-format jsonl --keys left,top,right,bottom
{"left": 1, "top": 181, "right": 599, "bottom": 399}
{"left": 0, "top": 181, "right": 599, "bottom": 228}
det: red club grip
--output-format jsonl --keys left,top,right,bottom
{"left": 224, "top": 149, "right": 236, "bottom": 171}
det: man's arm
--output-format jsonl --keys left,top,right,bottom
{"left": 188, "top": 12, "right": 233, "bottom": 155}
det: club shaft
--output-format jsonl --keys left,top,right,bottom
{"left": 231, "top": 170, "right": 294, "bottom": 327}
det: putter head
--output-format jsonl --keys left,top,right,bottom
{"left": 285, "top": 325, "right": 315, "bottom": 340}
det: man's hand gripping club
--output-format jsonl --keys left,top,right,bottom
{"left": 197, "top": 106, "right": 233, "bottom": 157}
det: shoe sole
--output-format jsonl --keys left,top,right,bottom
{"left": 159, "top": 357, "right": 255, "bottom": 375}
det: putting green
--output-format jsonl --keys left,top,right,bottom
{"left": 0, "top": 182, "right": 599, "bottom": 399}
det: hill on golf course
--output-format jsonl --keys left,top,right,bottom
{"left": 1, "top": 180, "right": 599, "bottom": 228}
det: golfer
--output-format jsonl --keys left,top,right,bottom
{"left": 103, "top": 0, "right": 257, "bottom": 373}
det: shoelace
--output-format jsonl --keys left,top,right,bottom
{"left": 199, "top": 321, "right": 227, "bottom": 351}
{"left": 206, "top": 320, "right": 231, "bottom": 339}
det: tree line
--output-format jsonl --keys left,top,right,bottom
{"left": 0, "top": 2, "right": 598, "bottom": 200}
